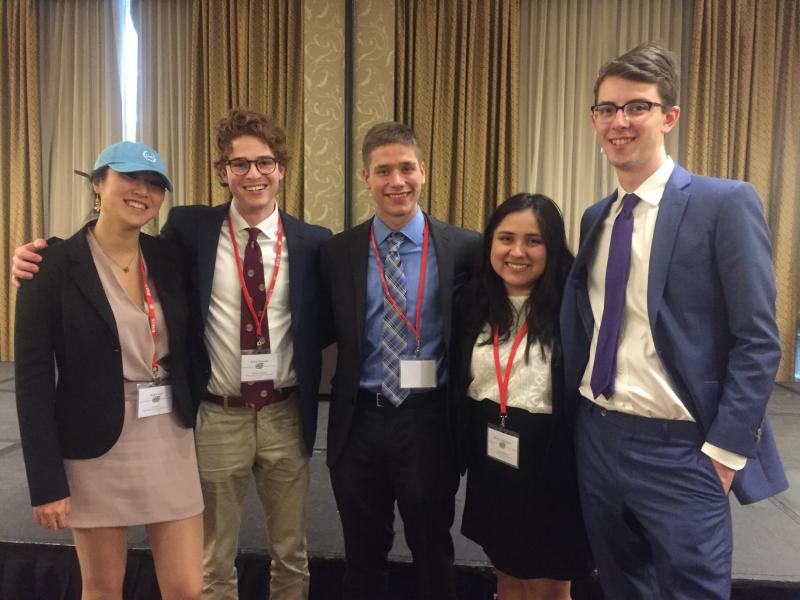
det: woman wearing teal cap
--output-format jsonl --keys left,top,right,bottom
{"left": 15, "top": 141, "right": 203, "bottom": 599}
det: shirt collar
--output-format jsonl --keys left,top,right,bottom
{"left": 373, "top": 204, "right": 424, "bottom": 246}
{"left": 615, "top": 156, "right": 675, "bottom": 211}
{"left": 228, "top": 201, "right": 280, "bottom": 239}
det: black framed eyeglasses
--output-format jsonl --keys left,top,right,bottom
{"left": 590, "top": 100, "right": 667, "bottom": 122}
{"left": 226, "top": 156, "right": 279, "bottom": 175}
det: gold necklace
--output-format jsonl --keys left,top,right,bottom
{"left": 106, "top": 251, "right": 138, "bottom": 273}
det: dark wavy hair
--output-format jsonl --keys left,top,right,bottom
{"left": 213, "top": 108, "right": 289, "bottom": 186}
{"left": 474, "top": 193, "right": 574, "bottom": 363}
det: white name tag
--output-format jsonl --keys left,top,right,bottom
{"left": 241, "top": 352, "right": 278, "bottom": 382}
{"left": 487, "top": 423, "right": 519, "bottom": 469}
{"left": 137, "top": 383, "right": 173, "bottom": 418}
{"left": 400, "top": 358, "right": 437, "bottom": 389}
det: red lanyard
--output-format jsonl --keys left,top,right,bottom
{"left": 369, "top": 217, "right": 429, "bottom": 355}
{"left": 493, "top": 322, "right": 529, "bottom": 427}
{"left": 227, "top": 212, "right": 283, "bottom": 342}
{"left": 138, "top": 253, "right": 159, "bottom": 380}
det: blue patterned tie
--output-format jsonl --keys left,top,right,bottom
{"left": 590, "top": 193, "right": 640, "bottom": 399}
{"left": 381, "top": 232, "right": 409, "bottom": 406}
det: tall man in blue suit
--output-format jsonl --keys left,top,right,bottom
{"left": 560, "top": 42, "right": 788, "bottom": 600}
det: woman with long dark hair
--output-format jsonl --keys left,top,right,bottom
{"left": 454, "top": 193, "right": 590, "bottom": 599}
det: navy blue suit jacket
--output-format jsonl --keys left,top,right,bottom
{"left": 161, "top": 202, "right": 332, "bottom": 455}
{"left": 560, "top": 165, "right": 788, "bottom": 504}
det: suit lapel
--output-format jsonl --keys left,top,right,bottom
{"left": 349, "top": 219, "right": 372, "bottom": 350}
{"left": 198, "top": 203, "right": 228, "bottom": 323}
{"left": 571, "top": 192, "right": 617, "bottom": 339}
{"left": 428, "top": 216, "right": 454, "bottom": 345}
{"left": 67, "top": 224, "right": 118, "bottom": 339}
{"left": 647, "top": 166, "right": 691, "bottom": 332}
{"left": 280, "top": 211, "right": 305, "bottom": 324}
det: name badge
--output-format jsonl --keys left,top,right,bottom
{"left": 487, "top": 423, "right": 519, "bottom": 469}
{"left": 241, "top": 351, "right": 278, "bottom": 382}
{"left": 137, "top": 382, "right": 173, "bottom": 418}
{"left": 400, "top": 358, "right": 437, "bottom": 389}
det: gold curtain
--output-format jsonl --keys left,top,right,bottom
{"left": 395, "top": 0, "right": 519, "bottom": 231}
{"left": 186, "top": 0, "right": 303, "bottom": 218}
{"left": 38, "top": 0, "right": 124, "bottom": 239}
{"left": 0, "top": 0, "right": 42, "bottom": 360}
{"left": 132, "top": 0, "right": 193, "bottom": 233}
{"left": 686, "top": 0, "right": 799, "bottom": 380}
{"left": 518, "top": 0, "right": 687, "bottom": 252}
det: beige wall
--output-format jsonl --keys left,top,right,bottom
{"left": 303, "top": 0, "right": 397, "bottom": 233}
{"left": 303, "top": 0, "right": 347, "bottom": 231}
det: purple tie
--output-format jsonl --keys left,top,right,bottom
{"left": 240, "top": 227, "right": 274, "bottom": 410}
{"left": 590, "top": 193, "right": 640, "bottom": 399}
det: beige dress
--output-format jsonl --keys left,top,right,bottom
{"left": 63, "top": 232, "right": 203, "bottom": 528}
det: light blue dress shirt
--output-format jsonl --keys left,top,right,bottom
{"left": 359, "top": 207, "right": 446, "bottom": 391}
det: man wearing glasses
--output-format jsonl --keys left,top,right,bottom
{"left": 161, "top": 109, "right": 331, "bottom": 600}
{"left": 560, "top": 42, "right": 787, "bottom": 599}
{"left": 13, "top": 108, "right": 330, "bottom": 600}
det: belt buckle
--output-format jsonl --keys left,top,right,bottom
{"left": 375, "top": 392, "right": 389, "bottom": 408}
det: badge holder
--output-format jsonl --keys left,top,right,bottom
{"left": 399, "top": 345, "right": 437, "bottom": 389}
{"left": 137, "top": 368, "right": 173, "bottom": 418}
{"left": 487, "top": 416, "right": 520, "bottom": 469}
{"left": 241, "top": 337, "right": 279, "bottom": 383}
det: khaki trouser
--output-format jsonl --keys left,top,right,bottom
{"left": 195, "top": 394, "right": 310, "bottom": 600}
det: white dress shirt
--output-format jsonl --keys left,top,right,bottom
{"left": 580, "top": 157, "right": 745, "bottom": 470}
{"left": 205, "top": 203, "right": 296, "bottom": 397}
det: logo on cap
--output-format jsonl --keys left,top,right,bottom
{"left": 142, "top": 150, "right": 157, "bottom": 163}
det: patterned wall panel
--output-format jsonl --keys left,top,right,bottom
{"left": 351, "top": 0, "right": 396, "bottom": 227}
{"left": 303, "top": 0, "right": 346, "bottom": 231}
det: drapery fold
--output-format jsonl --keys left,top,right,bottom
{"left": 518, "top": 0, "right": 686, "bottom": 249}
{"left": 38, "top": 0, "right": 124, "bottom": 239}
{"left": 686, "top": 0, "right": 799, "bottom": 379}
{"left": 395, "top": 0, "right": 519, "bottom": 231}
{"left": 132, "top": 0, "right": 192, "bottom": 233}
{"left": 186, "top": 0, "right": 304, "bottom": 217}
{"left": 0, "top": 0, "right": 43, "bottom": 360}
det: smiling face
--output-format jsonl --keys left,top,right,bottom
{"left": 593, "top": 76, "right": 680, "bottom": 189}
{"left": 221, "top": 135, "right": 284, "bottom": 224}
{"left": 490, "top": 209, "right": 547, "bottom": 296}
{"left": 93, "top": 168, "right": 165, "bottom": 229}
{"left": 363, "top": 143, "right": 426, "bottom": 229}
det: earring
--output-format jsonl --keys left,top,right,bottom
{"left": 93, "top": 195, "right": 101, "bottom": 214}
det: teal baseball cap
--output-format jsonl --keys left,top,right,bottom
{"left": 93, "top": 141, "right": 173, "bottom": 192}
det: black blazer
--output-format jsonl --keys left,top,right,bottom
{"left": 14, "top": 222, "right": 194, "bottom": 507}
{"left": 160, "top": 203, "right": 332, "bottom": 456}
{"left": 320, "top": 214, "right": 481, "bottom": 467}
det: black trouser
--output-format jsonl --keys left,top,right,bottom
{"left": 329, "top": 389, "right": 459, "bottom": 600}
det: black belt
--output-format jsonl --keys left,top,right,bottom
{"left": 357, "top": 387, "right": 444, "bottom": 409}
{"left": 206, "top": 386, "right": 298, "bottom": 409}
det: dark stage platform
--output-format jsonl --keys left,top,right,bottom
{"left": 0, "top": 362, "right": 798, "bottom": 599}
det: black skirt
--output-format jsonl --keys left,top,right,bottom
{"left": 460, "top": 398, "right": 591, "bottom": 580}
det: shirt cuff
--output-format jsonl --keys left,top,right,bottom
{"left": 701, "top": 442, "right": 747, "bottom": 471}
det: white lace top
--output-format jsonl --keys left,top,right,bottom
{"left": 466, "top": 296, "right": 553, "bottom": 414}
